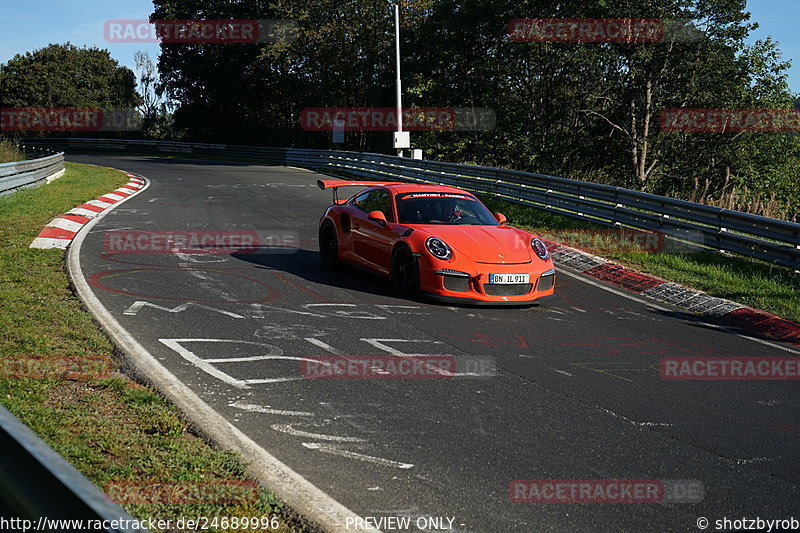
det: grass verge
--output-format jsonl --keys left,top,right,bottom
{"left": 482, "top": 197, "right": 800, "bottom": 323}
{"left": 0, "top": 162, "right": 311, "bottom": 532}
{"left": 0, "top": 139, "right": 26, "bottom": 163}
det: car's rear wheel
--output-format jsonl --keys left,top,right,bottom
{"left": 391, "top": 245, "right": 418, "bottom": 296}
{"left": 319, "top": 221, "right": 338, "bottom": 268}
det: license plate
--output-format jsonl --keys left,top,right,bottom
{"left": 488, "top": 273, "right": 530, "bottom": 284}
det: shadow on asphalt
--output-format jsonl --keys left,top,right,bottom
{"left": 231, "top": 248, "right": 544, "bottom": 309}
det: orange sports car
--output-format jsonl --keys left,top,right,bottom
{"left": 317, "top": 180, "right": 556, "bottom": 304}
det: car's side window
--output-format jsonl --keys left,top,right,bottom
{"left": 354, "top": 190, "right": 393, "bottom": 221}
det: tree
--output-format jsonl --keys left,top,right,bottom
{"left": 0, "top": 43, "right": 139, "bottom": 109}
{"left": 149, "top": 0, "right": 798, "bottom": 218}
{"left": 134, "top": 51, "right": 173, "bottom": 138}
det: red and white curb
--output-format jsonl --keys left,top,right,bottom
{"left": 30, "top": 172, "right": 146, "bottom": 250}
{"left": 544, "top": 239, "right": 800, "bottom": 346}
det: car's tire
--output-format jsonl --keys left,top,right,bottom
{"left": 391, "top": 245, "right": 419, "bottom": 297}
{"left": 319, "top": 221, "right": 339, "bottom": 269}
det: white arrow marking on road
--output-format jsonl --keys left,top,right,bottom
{"left": 301, "top": 443, "right": 414, "bottom": 469}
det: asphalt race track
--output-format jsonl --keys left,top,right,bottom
{"left": 70, "top": 154, "right": 799, "bottom": 532}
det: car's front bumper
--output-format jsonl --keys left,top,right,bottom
{"left": 420, "top": 291, "right": 557, "bottom": 306}
{"left": 417, "top": 255, "right": 556, "bottom": 304}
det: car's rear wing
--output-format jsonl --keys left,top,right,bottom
{"left": 316, "top": 180, "right": 405, "bottom": 204}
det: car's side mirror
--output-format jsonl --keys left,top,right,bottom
{"left": 368, "top": 210, "right": 388, "bottom": 225}
{"left": 495, "top": 213, "right": 507, "bottom": 224}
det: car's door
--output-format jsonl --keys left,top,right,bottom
{"left": 350, "top": 189, "right": 395, "bottom": 274}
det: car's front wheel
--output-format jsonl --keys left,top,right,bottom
{"left": 391, "top": 245, "right": 418, "bottom": 297}
{"left": 319, "top": 221, "right": 339, "bottom": 268}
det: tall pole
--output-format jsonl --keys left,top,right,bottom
{"left": 394, "top": 1, "right": 403, "bottom": 156}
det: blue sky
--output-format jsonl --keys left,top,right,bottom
{"left": 0, "top": 0, "right": 160, "bottom": 75}
{"left": 1, "top": 1, "right": 799, "bottom": 93}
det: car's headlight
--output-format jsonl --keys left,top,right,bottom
{"left": 531, "top": 238, "right": 549, "bottom": 260}
{"left": 426, "top": 237, "right": 452, "bottom": 260}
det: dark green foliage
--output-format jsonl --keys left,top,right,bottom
{"left": 0, "top": 43, "right": 140, "bottom": 109}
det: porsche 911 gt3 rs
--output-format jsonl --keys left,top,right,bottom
{"left": 317, "top": 180, "right": 556, "bottom": 304}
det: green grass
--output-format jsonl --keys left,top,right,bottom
{"left": 0, "top": 162, "right": 309, "bottom": 532}
{"left": 481, "top": 196, "right": 800, "bottom": 323}
{"left": 0, "top": 139, "right": 26, "bottom": 163}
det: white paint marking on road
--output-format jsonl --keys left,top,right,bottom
{"left": 173, "top": 248, "right": 228, "bottom": 263}
{"left": 199, "top": 281, "right": 237, "bottom": 302}
{"left": 272, "top": 424, "right": 366, "bottom": 443}
{"left": 229, "top": 401, "right": 314, "bottom": 417}
{"left": 551, "top": 368, "right": 573, "bottom": 377}
{"left": 359, "top": 338, "right": 473, "bottom": 377}
{"left": 250, "top": 304, "right": 327, "bottom": 318}
{"left": 301, "top": 442, "right": 414, "bottom": 469}
{"left": 757, "top": 400, "right": 780, "bottom": 406}
{"left": 374, "top": 304, "right": 429, "bottom": 316}
{"left": 188, "top": 270, "right": 211, "bottom": 280}
{"left": 571, "top": 307, "right": 587, "bottom": 313}
{"left": 360, "top": 338, "right": 444, "bottom": 356}
{"left": 159, "top": 338, "right": 252, "bottom": 389}
{"left": 735, "top": 457, "right": 774, "bottom": 465}
{"left": 123, "top": 300, "right": 244, "bottom": 318}
{"left": 304, "top": 303, "right": 386, "bottom": 320}
{"left": 596, "top": 406, "right": 672, "bottom": 428}
{"left": 305, "top": 338, "right": 344, "bottom": 355}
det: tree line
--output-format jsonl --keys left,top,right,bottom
{"left": 1, "top": 0, "right": 798, "bottom": 220}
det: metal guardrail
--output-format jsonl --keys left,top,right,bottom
{"left": 22, "top": 137, "right": 800, "bottom": 269}
{"left": 0, "top": 152, "right": 65, "bottom": 197}
{"left": 0, "top": 404, "right": 146, "bottom": 531}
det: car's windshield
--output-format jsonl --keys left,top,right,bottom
{"left": 395, "top": 192, "right": 499, "bottom": 225}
